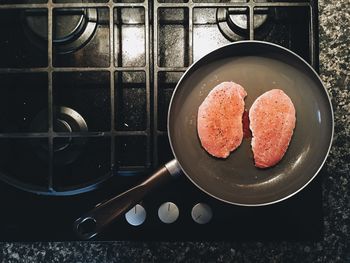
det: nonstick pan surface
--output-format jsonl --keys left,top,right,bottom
{"left": 74, "top": 41, "right": 333, "bottom": 239}
{"left": 168, "top": 41, "right": 333, "bottom": 205}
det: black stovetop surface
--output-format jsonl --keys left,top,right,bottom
{"left": 0, "top": 169, "right": 323, "bottom": 241}
{"left": 0, "top": 0, "right": 322, "bottom": 241}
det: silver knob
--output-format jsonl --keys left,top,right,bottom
{"left": 191, "top": 203, "right": 213, "bottom": 224}
{"left": 125, "top": 204, "right": 146, "bottom": 226}
{"left": 158, "top": 202, "right": 179, "bottom": 224}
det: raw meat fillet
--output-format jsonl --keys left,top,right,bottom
{"left": 197, "top": 82, "right": 247, "bottom": 158}
{"left": 249, "top": 89, "right": 296, "bottom": 168}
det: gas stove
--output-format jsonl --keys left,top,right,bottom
{"left": 0, "top": 0, "right": 323, "bottom": 241}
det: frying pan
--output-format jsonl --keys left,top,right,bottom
{"left": 74, "top": 41, "right": 333, "bottom": 240}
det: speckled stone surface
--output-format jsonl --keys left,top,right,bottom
{"left": 1, "top": 0, "right": 349, "bottom": 262}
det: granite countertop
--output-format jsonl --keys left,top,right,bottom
{"left": 1, "top": 0, "right": 349, "bottom": 262}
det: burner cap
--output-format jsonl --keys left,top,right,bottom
{"left": 54, "top": 9, "right": 86, "bottom": 43}
{"left": 54, "top": 119, "right": 73, "bottom": 152}
{"left": 217, "top": 7, "right": 269, "bottom": 40}
{"left": 22, "top": 8, "right": 97, "bottom": 54}
{"left": 30, "top": 106, "right": 88, "bottom": 165}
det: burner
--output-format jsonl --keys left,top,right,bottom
{"left": 30, "top": 106, "right": 88, "bottom": 165}
{"left": 22, "top": 8, "right": 97, "bottom": 54}
{"left": 54, "top": 119, "right": 73, "bottom": 152}
{"left": 217, "top": 7, "right": 270, "bottom": 40}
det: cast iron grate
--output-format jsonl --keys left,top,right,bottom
{"left": 0, "top": 0, "right": 318, "bottom": 195}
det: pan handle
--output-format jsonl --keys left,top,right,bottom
{"left": 73, "top": 159, "right": 181, "bottom": 240}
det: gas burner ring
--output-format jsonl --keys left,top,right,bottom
{"left": 216, "top": 7, "right": 269, "bottom": 40}
{"left": 30, "top": 106, "right": 88, "bottom": 165}
{"left": 22, "top": 8, "right": 98, "bottom": 54}
{"left": 54, "top": 119, "right": 72, "bottom": 152}
{"left": 56, "top": 106, "right": 88, "bottom": 134}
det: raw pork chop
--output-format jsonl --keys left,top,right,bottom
{"left": 197, "top": 82, "right": 247, "bottom": 158}
{"left": 249, "top": 89, "right": 296, "bottom": 168}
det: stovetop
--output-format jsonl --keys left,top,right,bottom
{"left": 0, "top": 0, "right": 323, "bottom": 241}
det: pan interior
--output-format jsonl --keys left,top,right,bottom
{"left": 169, "top": 44, "right": 333, "bottom": 205}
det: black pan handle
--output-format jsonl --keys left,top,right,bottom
{"left": 73, "top": 159, "right": 181, "bottom": 240}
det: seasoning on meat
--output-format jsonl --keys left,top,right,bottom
{"left": 249, "top": 89, "right": 296, "bottom": 168}
{"left": 197, "top": 82, "right": 247, "bottom": 158}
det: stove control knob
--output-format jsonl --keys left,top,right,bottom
{"left": 191, "top": 203, "right": 213, "bottom": 224}
{"left": 158, "top": 202, "right": 179, "bottom": 224}
{"left": 125, "top": 204, "right": 146, "bottom": 226}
